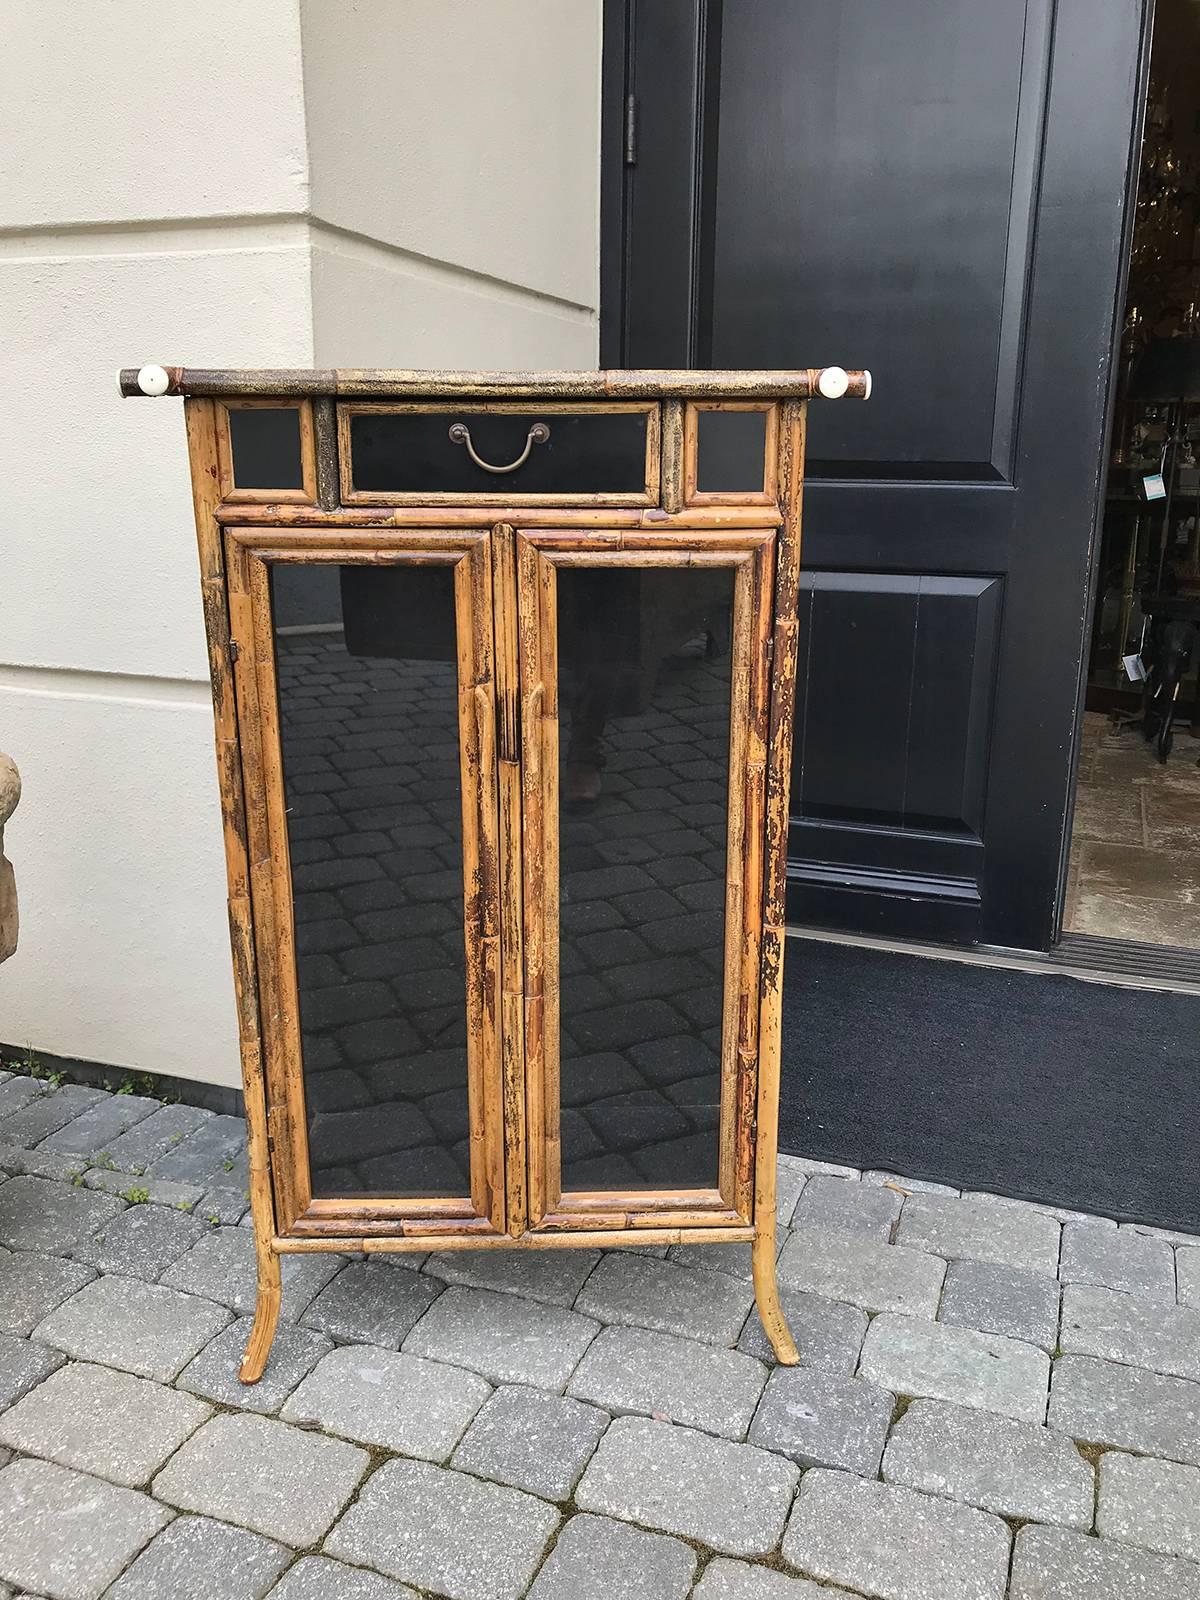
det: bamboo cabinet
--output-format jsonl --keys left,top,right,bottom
{"left": 122, "top": 364, "right": 871, "bottom": 1380}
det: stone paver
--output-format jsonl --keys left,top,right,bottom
{"left": 898, "top": 1193, "right": 1061, "bottom": 1276}
{"left": 0, "top": 1248, "right": 94, "bottom": 1335}
{"left": 860, "top": 1311, "right": 1049, "bottom": 1423}
{"left": 1097, "top": 1450, "right": 1200, "bottom": 1563}
{"left": 154, "top": 1411, "right": 368, "bottom": 1545}
{"left": 282, "top": 1343, "right": 489, "bottom": 1459}
{"left": 0, "top": 1457, "right": 170, "bottom": 1600}
{"left": 266, "top": 1555, "right": 418, "bottom": 1600}
{"left": 424, "top": 1247, "right": 601, "bottom": 1308}
{"left": 0, "top": 1175, "right": 124, "bottom": 1252}
{"left": 300, "top": 1260, "right": 441, "bottom": 1347}
{"left": 106, "top": 1514, "right": 290, "bottom": 1600}
{"left": 148, "top": 1112, "right": 246, "bottom": 1184}
{"left": 1009, "top": 1522, "right": 1200, "bottom": 1599}
{"left": 1059, "top": 1217, "right": 1176, "bottom": 1301}
{"left": 575, "top": 1252, "right": 753, "bottom": 1346}
{"left": 791, "top": 1175, "right": 902, "bottom": 1240}
{"left": 325, "top": 1457, "right": 560, "bottom": 1600}
{"left": 575, "top": 1415, "right": 799, "bottom": 1556}
{"left": 883, "top": 1398, "right": 1093, "bottom": 1528}
{"left": 178, "top": 1315, "right": 333, "bottom": 1415}
{"left": 938, "top": 1258, "right": 1060, "bottom": 1353}
{"left": 526, "top": 1512, "right": 695, "bottom": 1600}
{"left": 0, "top": 1333, "right": 64, "bottom": 1411}
{"left": 783, "top": 1469, "right": 1011, "bottom": 1600}
{"left": 403, "top": 1284, "right": 598, "bottom": 1389}
{"left": 693, "top": 1559, "right": 851, "bottom": 1598}
{"left": 0, "top": 1360, "right": 210, "bottom": 1486}
{"left": 71, "top": 1203, "right": 209, "bottom": 1280}
{"left": 568, "top": 1325, "right": 767, "bottom": 1439}
{"left": 102, "top": 1102, "right": 214, "bottom": 1172}
{"left": 1049, "top": 1353, "right": 1200, "bottom": 1465}
{"left": 162, "top": 1227, "right": 341, "bottom": 1322}
{"left": 35, "top": 1273, "right": 231, "bottom": 1381}
{"left": 0, "top": 1084, "right": 105, "bottom": 1147}
{"left": 1179, "top": 1247, "right": 1200, "bottom": 1308}
{"left": 737, "top": 1286, "right": 868, "bottom": 1374}
{"left": 0, "top": 1075, "right": 45, "bottom": 1120}
{"left": 749, "top": 1366, "right": 893, "bottom": 1475}
{"left": 40, "top": 1093, "right": 160, "bottom": 1157}
{"left": 777, "top": 1227, "right": 945, "bottom": 1317}
{"left": 1060, "top": 1282, "right": 1200, "bottom": 1381}
{"left": 451, "top": 1384, "right": 608, "bottom": 1500}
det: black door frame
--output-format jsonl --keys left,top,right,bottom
{"left": 601, "top": 0, "right": 1155, "bottom": 953}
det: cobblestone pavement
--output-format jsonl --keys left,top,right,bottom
{"left": 3, "top": 1074, "right": 1200, "bottom": 1597}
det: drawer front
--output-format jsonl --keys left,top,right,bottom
{"left": 340, "top": 402, "right": 659, "bottom": 504}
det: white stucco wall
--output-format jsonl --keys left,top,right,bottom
{"left": 0, "top": 1, "right": 601, "bottom": 1088}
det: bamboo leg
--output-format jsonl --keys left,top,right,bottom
{"left": 752, "top": 1215, "right": 799, "bottom": 1365}
{"left": 239, "top": 1226, "right": 282, "bottom": 1383}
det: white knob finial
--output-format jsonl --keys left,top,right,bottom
{"left": 862, "top": 370, "right": 872, "bottom": 399}
{"left": 137, "top": 364, "right": 170, "bottom": 397}
{"left": 817, "top": 365, "right": 850, "bottom": 400}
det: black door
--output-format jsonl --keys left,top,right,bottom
{"left": 603, "top": 0, "right": 1150, "bottom": 949}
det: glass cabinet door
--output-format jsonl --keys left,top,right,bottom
{"left": 517, "top": 528, "right": 776, "bottom": 1231}
{"left": 225, "top": 530, "right": 506, "bottom": 1238}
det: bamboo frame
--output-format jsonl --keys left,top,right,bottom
{"left": 338, "top": 401, "right": 660, "bottom": 508}
{"left": 134, "top": 367, "right": 867, "bottom": 1380}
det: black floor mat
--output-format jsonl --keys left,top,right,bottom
{"left": 780, "top": 937, "right": 1200, "bottom": 1233}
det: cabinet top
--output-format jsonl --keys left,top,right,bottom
{"left": 118, "top": 365, "right": 871, "bottom": 402}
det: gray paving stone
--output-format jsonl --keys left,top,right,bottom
{"left": 149, "top": 1113, "right": 246, "bottom": 1183}
{"left": 527, "top": 1512, "right": 695, "bottom": 1600}
{"left": 0, "top": 1457, "right": 170, "bottom": 1600}
{"left": 667, "top": 1240, "right": 756, "bottom": 1279}
{"left": 107, "top": 1514, "right": 291, "bottom": 1600}
{"left": 939, "top": 1258, "right": 1061, "bottom": 1352}
{"left": 1098, "top": 1450, "right": 1200, "bottom": 1563}
{"left": 81, "top": 1168, "right": 204, "bottom": 1208}
{"left": 0, "top": 1333, "right": 64, "bottom": 1411}
{"left": 0, "top": 1249, "right": 94, "bottom": 1335}
{"left": 776, "top": 1227, "right": 945, "bottom": 1317}
{"left": 154, "top": 1411, "right": 368, "bottom": 1545}
{"left": 749, "top": 1366, "right": 894, "bottom": 1475}
{"left": 569, "top": 1324, "right": 766, "bottom": 1439}
{"left": 300, "top": 1260, "right": 440, "bottom": 1347}
{"left": 575, "top": 1252, "right": 753, "bottom": 1346}
{"left": 792, "top": 1174, "right": 902, "bottom": 1241}
{"left": 282, "top": 1343, "right": 489, "bottom": 1460}
{"left": 326, "top": 1457, "right": 560, "bottom": 1600}
{"left": 782, "top": 1469, "right": 1011, "bottom": 1600}
{"left": 965, "top": 1190, "right": 1109, "bottom": 1226}
{"left": 1009, "top": 1522, "right": 1200, "bottom": 1599}
{"left": 6, "top": 1144, "right": 85, "bottom": 1182}
{"left": 403, "top": 1284, "right": 598, "bottom": 1390}
{"left": 1060, "top": 1282, "right": 1200, "bottom": 1381}
{"left": 0, "top": 1359, "right": 210, "bottom": 1486}
{"left": 863, "top": 1170, "right": 960, "bottom": 1196}
{"left": 575, "top": 1415, "right": 799, "bottom": 1556}
{"left": 1060, "top": 1217, "right": 1175, "bottom": 1301}
{"left": 0, "top": 1084, "right": 105, "bottom": 1148}
{"left": 693, "top": 1558, "right": 849, "bottom": 1599}
{"left": 1121, "top": 1221, "right": 1200, "bottom": 1248}
{"left": 0, "top": 1076, "right": 45, "bottom": 1120}
{"left": 39, "top": 1093, "right": 160, "bottom": 1156}
{"left": 897, "top": 1193, "right": 1061, "bottom": 1276}
{"left": 35, "top": 1273, "right": 231, "bottom": 1381}
{"left": 777, "top": 1154, "right": 858, "bottom": 1182}
{"left": 71, "top": 1202, "right": 209, "bottom": 1279}
{"left": 860, "top": 1311, "right": 1050, "bottom": 1423}
{"left": 0, "top": 1175, "right": 124, "bottom": 1252}
{"left": 424, "top": 1246, "right": 600, "bottom": 1307}
{"left": 177, "top": 1315, "right": 332, "bottom": 1414}
{"left": 195, "top": 1183, "right": 251, "bottom": 1225}
{"left": 775, "top": 1163, "right": 807, "bottom": 1227}
{"left": 162, "top": 1227, "right": 341, "bottom": 1321}
{"left": 737, "top": 1286, "right": 868, "bottom": 1374}
{"left": 266, "top": 1555, "right": 417, "bottom": 1600}
{"left": 451, "top": 1384, "right": 608, "bottom": 1501}
{"left": 1049, "top": 1353, "right": 1200, "bottom": 1465}
{"left": 102, "top": 1102, "right": 214, "bottom": 1172}
{"left": 1179, "top": 1247, "right": 1200, "bottom": 1308}
{"left": 882, "top": 1397, "right": 1093, "bottom": 1528}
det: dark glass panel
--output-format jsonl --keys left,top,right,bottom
{"left": 350, "top": 409, "right": 648, "bottom": 495}
{"left": 228, "top": 406, "right": 304, "bottom": 490}
{"left": 271, "top": 562, "right": 470, "bottom": 1199}
{"left": 695, "top": 408, "right": 768, "bottom": 492}
{"left": 556, "top": 565, "right": 735, "bottom": 1192}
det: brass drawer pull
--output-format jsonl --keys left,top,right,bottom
{"left": 448, "top": 420, "right": 550, "bottom": 474}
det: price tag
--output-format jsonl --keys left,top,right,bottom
{"left": 1123, "top": 653, "right": 1147, "bottom": 682}
{"left": 1142, "top": 472, "right": 1167, "bottom": 501}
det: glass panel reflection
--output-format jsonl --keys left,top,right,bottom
{"left": 228, "top": 406, "right": 304, "bottom": 490}
{"left": 271, "top": 562, "right": 470, "bottom": 1199}
{"left": 696, "top": 408, "right": 768, "bottom": 492}
{"left": 557, "top": 566, "right": 735, "bottom": 1192}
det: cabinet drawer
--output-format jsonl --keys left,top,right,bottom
{"left": 339, "top": 402, "right": 660, "bottom": 505}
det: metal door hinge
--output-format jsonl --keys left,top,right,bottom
{"left": 624, "top": 94, "right": 638, "bottom": 165}
{"left": 228, "top": 640, "right": 240, "bottom": 665}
